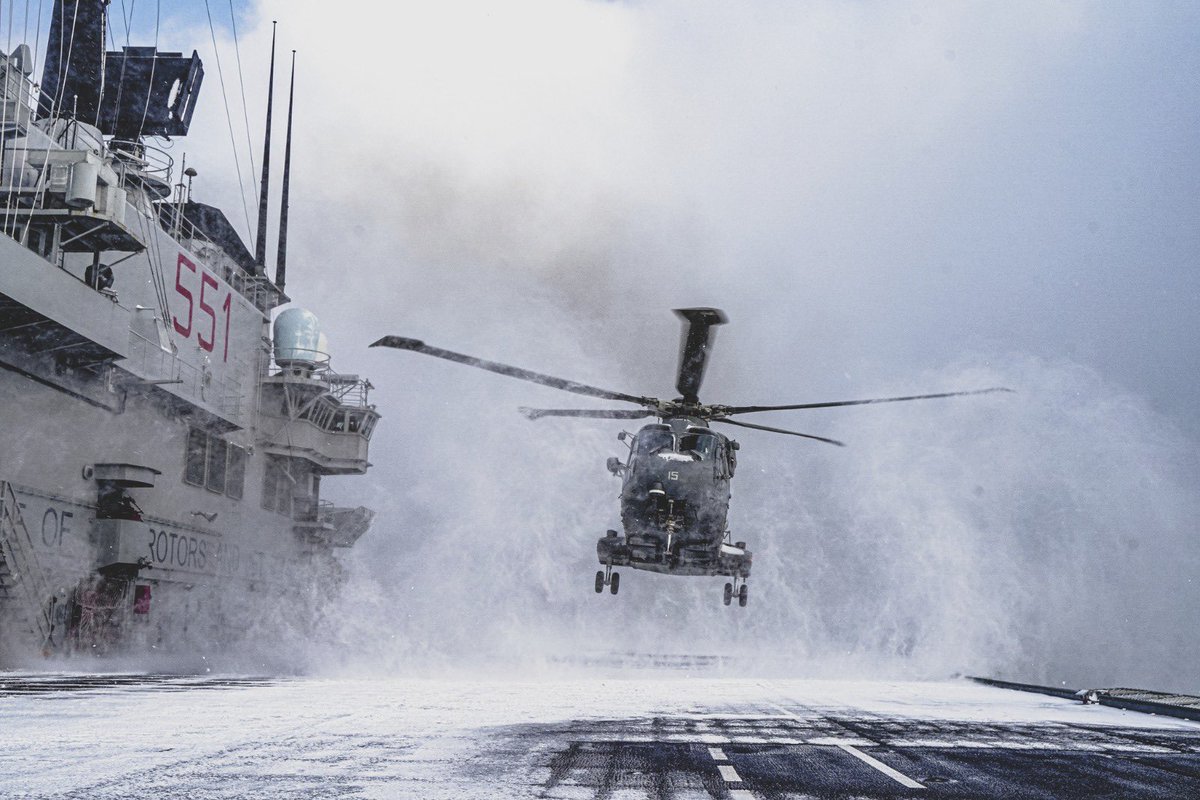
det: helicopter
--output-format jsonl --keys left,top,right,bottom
{"left": 372, "top": 308, "right": 1008, "bottom": 607}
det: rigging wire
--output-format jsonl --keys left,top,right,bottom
{"left": 16, "top": 0, "right": 66, "bottom": 257}
{"left": 30, "top": 0, "right": 42, "bottom": 86}
{"left": 142, "top": 196, "right": 174, "bottom": 331}
{"left": 134, "top": 0, "right": 156, "bottom": 138}
{"left": 113, "top": 0, "right": 171, "bottom": 331}
{"left": 133, "top": 0, "right": 173, "bottom": 330}
{"left": 95, "top": 0, "right": 110, "bottom": 127}
{"left": 24, "top": 0, "right": 69, "bottom": 240}
{"left": 104, "top": 0, "right": 131, "bottom": 131}
{"left": 50, "top": 0, "right": 77, "bottom": 115}
{"left": 3, "top": 0, "right": 15, "bottom": 236}
{"left": 227, "top": 0, "right": 256, "bottom": 204}
{"left": 108, "top": 0, "right": 131, "bottom": 139}
{"left": 117, "top": 0, "right": 132, "bottom": 41}
{"left": 202, "top": 0, "right": 254, "bottom": 247}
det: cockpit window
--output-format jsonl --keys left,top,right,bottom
{"left": 636, "top": 429, "right": 674, "bottom": 455}
{"left": 677, "top": 432, "right": 718, "bottom": 460}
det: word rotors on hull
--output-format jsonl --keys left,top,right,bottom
{"left": 372, "top": 309, "right": 1009, "bottom": 607}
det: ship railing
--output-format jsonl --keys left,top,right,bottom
{"left": 27, "top": 79, "right": 62, "bottom": 123}
{"left": 291, "top": 495, "right": 319, "bottom": 523}
{"left": 0, "top": 54, "right": 37, "bottom": 133}
{"left": 293, "top": 497, "right": 336, "bottom": 525}
{"left": 326, "top": 372, "right": 374, "bottom": 407}
{"left": 0, "top": 481, "right": 53, "bottom": 647}
{"left": 157, "top": 207, "right": 226, "bottom": 268}
{"left": 127, "top": 329, "right": 247, "bottom": 425}
{"left": 266, "top": 357, "right": 372, "bottom": 406}
{"left": 289, "top": 392, "right": 380, "bottom": 441}
{"left": 108, "top": 139, "right": 173, "bottom": 199}
{"left": 108, "top": 139, "right": 173, "bottom": 182}
{"left": 154, "top": 208, "right": 283, "bottom": 314}
{"left": 0, "top": 44, "right": 83, "bottom": 124}
{"left": 0, "top": 51, "right": 119, "bottom": 143}
{"left": 230, "top": 271, "right": 286, "bottom": 315}
{"left": 270, "top": 350, "right": 333, "bottom": 374}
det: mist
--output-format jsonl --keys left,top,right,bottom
{"left": 136, "top": 1, "right": 1200, "bottom": 689}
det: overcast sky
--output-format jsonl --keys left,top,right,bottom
{"left": 167, "top": 0, "right": 1200, "bottom": 431}
{"left": 12, "top": 1, "right": 1198, "bottom": 687}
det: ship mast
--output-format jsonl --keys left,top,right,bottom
{"left": 275, "top": 51, "right": 295, "bottom": 294}
{"left": 254, "top": 20, "right": 277, "bottom": 275}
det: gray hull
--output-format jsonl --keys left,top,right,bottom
{"left": 0, "top": 20, "right": 380, "bottom": 663}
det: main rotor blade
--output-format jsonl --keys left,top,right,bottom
{"left": 718, "top": 387, "right": 1013, "bottom": 415}
{"left": 712, "top": 416, "right": 846, "bottom": 447}
{"left": 519, "top": 407, "right": 655, "bottom": 421}
{"left": 371, "top": 336, "right": 650, "bottom": 404}
{"left": 674, "top": 308, "right": 727, "bottom": 404}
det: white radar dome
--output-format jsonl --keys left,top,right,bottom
{"left": 273, "top": 308, "right": 323, "bottom": 365}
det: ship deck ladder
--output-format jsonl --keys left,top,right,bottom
{"left": 0, "top": 481, "right": 53, "bottom": 647}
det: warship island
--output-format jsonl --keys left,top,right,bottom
{"left": 0, "top": 0, "right": 378, "bottom": 663}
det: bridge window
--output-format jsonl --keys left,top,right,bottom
{"left": 261, "top": 456, "right": 292, "bottom": 517}
{"left": 183, "top": 428, "right": 207, "bottom": 485}
{"left": 206, "top": 437, "right": 228, "bottom": 494}
{"left": 226, "top": 446, "right": 246, "bottom": 500}
{"left": 183, "top": 427, "right": 245, "bottom": 500}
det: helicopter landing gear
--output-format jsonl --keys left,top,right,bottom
{"left": 723, "top": 576, "right": 748, "bottom": 607}
{"left": 595, "top": 562, "right": 620, "bottom": 595}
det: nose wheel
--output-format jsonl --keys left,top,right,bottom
{"left": 722, "top": 576, "right": 749, "bottom": 607}
{"left": 595, "top": 562, "right": 620, "bottom": 595}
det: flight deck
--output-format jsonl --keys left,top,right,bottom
{"left": 1, "top": 672, "right": 1197, "bottom": 798}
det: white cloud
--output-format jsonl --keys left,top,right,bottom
{"left": 82, "top": 0, "right": 1200, "bottom": 687}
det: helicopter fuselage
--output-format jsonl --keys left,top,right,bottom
{"left": 596, "top": 419, "right": 752, "bottom": 579}
{"left": 373, "top": 305, "right": 1006, "bottom": 607}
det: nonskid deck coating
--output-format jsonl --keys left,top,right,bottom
{"left": 1, "top": 674, "right": 1198, "bottom": 798}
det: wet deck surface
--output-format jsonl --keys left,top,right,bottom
{"left": 1, "top": 673, "right": 1197, "bottom": 798}
{"left": 520, "top": 712, "right": 1200, "bottom": 799}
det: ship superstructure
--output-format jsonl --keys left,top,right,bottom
{"left": 0, "top": 0, "right": 378, "bottom": 661}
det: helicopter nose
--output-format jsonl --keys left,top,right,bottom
{"left": 648, "top": 482, "right": 666, "bottom": 497}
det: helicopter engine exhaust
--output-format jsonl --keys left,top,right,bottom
{"left": 674, "top": 307, "right": 728, "bottom": 404}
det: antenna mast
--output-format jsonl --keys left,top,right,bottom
{"left": 254, "top": 21, "right": 277, "bottom": 274}
{"left": 276, "top": 51, "right": 295, "bottom": 293}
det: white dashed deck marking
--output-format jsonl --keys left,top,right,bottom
{"left": 717, "top": 763, "right": 743, "bottom": 783}
{"left": 835, "top": 743, "right": 926, "bottom": 789}
{"left": 707, "top": 746, "right": 727, "bottom": 760}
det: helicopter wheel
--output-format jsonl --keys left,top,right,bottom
{"left": 610, "top": 572, "right": 620, "bottom": 595}
{"left": 738, "top": 583, "right": 749, "bottom": 607}
{"left": 723, "top": 583, "right": 733, "bottom": 606}
{"left": 594, "top": 571, "right": 604, "bottom": 593}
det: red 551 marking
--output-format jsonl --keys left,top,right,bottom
{"left": 172, "top": 253, "right": 233, "bottom": 362}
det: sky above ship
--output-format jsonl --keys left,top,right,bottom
{"left": 171, "top": 0, "right": 1200, "bottom": 435}
{"left": 7, "top": 1, "right": 1198, "bottom": 688}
